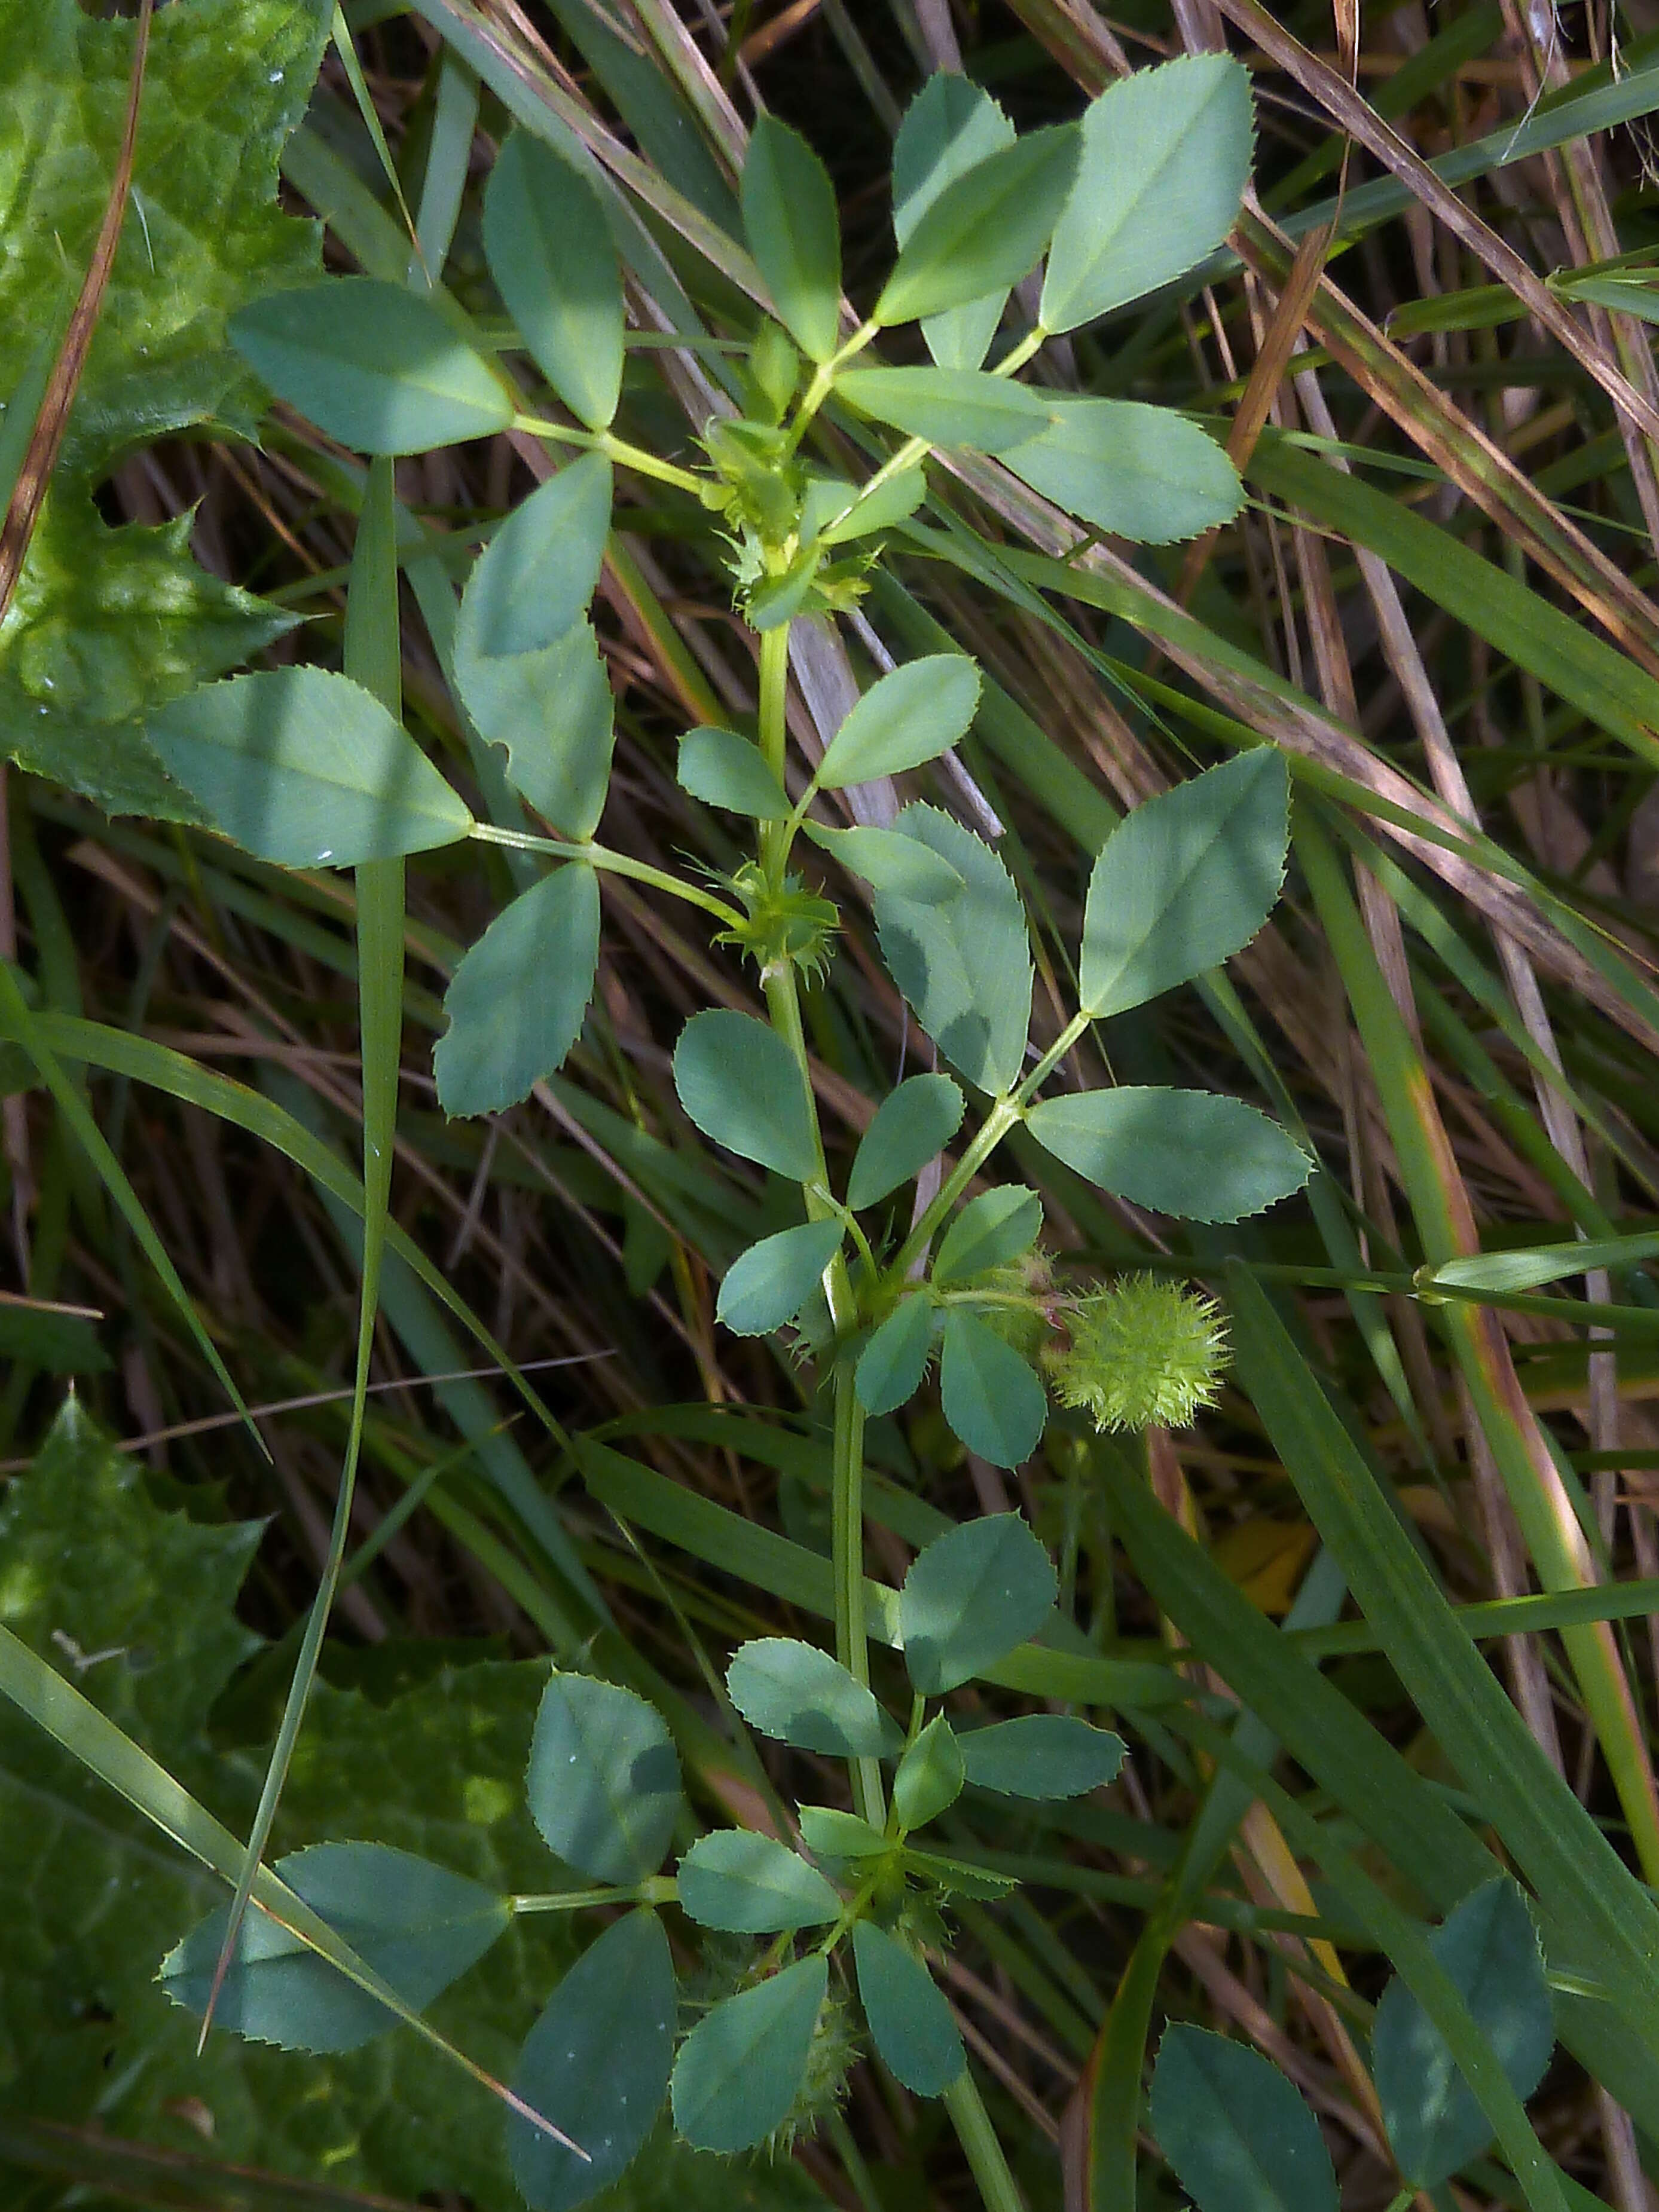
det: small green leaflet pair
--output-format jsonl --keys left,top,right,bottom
{"left": 1150, "top": 1880, "right": 1556, "bottom": 2208}
{"left": 160, "top": 1516, "right": 1121, "bottom": 2199}
{"left": 681, "top": 751, "right": 1309, "bottom": 1464}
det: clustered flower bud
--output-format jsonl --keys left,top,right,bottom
{"left": 1046, "top": 1274, "right": 1228, "bottom": 1433}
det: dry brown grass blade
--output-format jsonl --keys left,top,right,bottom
{"left": 0, "top": 0, "right": 154, "bottom": 626}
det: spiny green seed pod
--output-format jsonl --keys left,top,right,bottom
{"left": 767, "top": 1988, "right": 857, "bottom": 2154}
{"left": 1046, "top": 1274, "right": 1227, "bottom": 1433}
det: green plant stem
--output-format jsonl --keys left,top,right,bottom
{"left": 783, "top": 318, "right": 880, "bottom": 455}
{"left": 892, "top": 1097, "right": 1023, "bottom": 1278}
{"left": 468, "top": 824, "right": 743, "bottom": 926}
{"left": 943, "top": 2070, "right": 1026, "bottom": 2212}
{"left": 512, "top": 1878, "right": 676, "bottom": 1912}
{"left": 832, "top": 1360, "right": 884, "bottom": 1825}
{"left": 994, "top": 326, "right": 1047, "bottom": 378}
{"left": 511, "top": 414, "right": 705, "bottom": 495}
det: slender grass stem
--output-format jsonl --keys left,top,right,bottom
{"left": 943, "top": 2071, "right": 1026, "bottom": 2212}
{"left": 832, "top": 1361, "right": 884, "bottom": 1824}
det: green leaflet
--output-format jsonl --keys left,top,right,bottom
{"left": 230, "top": 279, "right": 514, "bottom": 451}
{"left": 1149, "top": 2026, "right": 1337, "bottom": 2212}
{"left": 676, "top": 1831, "right": 841, "bottom": 1932}
{"left": 670, "top": 1954, "right": 827, "bottom": 2152}
{"left": 854, "top": 1295, "right": 936, "bottom": 1416}
{"left": 742, "top": 115, "right": 842, "bottom": 365}
{"left": 892, "top": 74, "right": 1018, "bottom": 371}
{"left": 726, "top": 1636, "right": 902, "bottom": 1758}
{"left": 510, "top": 1911, "right": 676, "bottom": 2212}
{"left": 0, "top": 0, "right": 328, "bottom": 813}
{"left": 484, "top": 130, "right": 624, "bottom": 431}
{"left": 892, "top": 1715, "right": 966, "bottom": 1832}
{"left": 851, "top": 1922, "right": 964, "bottom": 2097}
{"left": 717, "top": 1220, "right": 845, "bottom": 1336}
{"left": 899, "top": 1515, "right": 1058, "bottom": 1695}
{"left": 678, "top": 726, "right": 790, "bottom": 818}
{"left": 1080, "top": 752, "right": 1289, "bottom": 1018}
{"left": 148, "top": 666, "right": 474, "bottom": 865}
{"left": 463, "top": 620, "right": 616, "bottom": 843}
{"left": 673, "top": 1009, "right": 820, "bottom": 1182}
{"left": 160, "top": 1843, "right": 511, "bottom": 2052}
{"left": 958, "top": 1715, "right": 1125, "bottom": 1799}
{"left": 1004, "top": 399, "right": 1244, "bottom": 545}
{"left": 457, "top": 456, "right": 613, "bottom": 661}
{"left": 525, "top": 1674, "right": 684, "bottom": 1884}
{"left": 804, "top": 821, "right": 966, "bottom": 902}
{"left": 836, "top": 366, "right": 1054, "bottom": 454}
{"left": 816, "top": 655, "right": 980, "bottom": 787}
{"left": 938, "top": 1310, "right": 1048, "bottom": 1468}
{"left": 1041, "top": 56, "right": 1255, "bottom": 332}
{"left": 1373, "top": 1879, "right": 1555, "bottom": 2187}
{"left": 873, "top": 805, "right": 1032, "bottom": 1096}
{"left": 848, "top": 1073, "right": 964, "bottom": 1210}
{"left": 434, "top": 864, "right": 601, "bottom": 1116}
{"left": 1025, "top": 1088, "right": 1311, "bottom": 1222}
{"left": 876, "top": 126, "right": 1079, "bottom": 326}
{"left": 933, "top": 1186, "right": 1041, "bottom": 1284}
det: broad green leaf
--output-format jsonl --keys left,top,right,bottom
{"left": 892, "top": 1716, "right": 965, "bottom": 1832}
{"left": 0, "top": 0, "right": 326, "bottom": 814}
{"left": 893, "top": 74, "right": 1018, "bottom": 370}
{"left": 1004, "top": 398, "right": 1244, "bottom": 544}
{"left": 1373, "top": 1879, "right": 1554, "bottom": 2188}
{"left": 457, "top": 455, "right": 613, "bottom": 660}
{"left": 874, "top": 805, "right": 1032, "bottom": 1095}
{"left": 811, "top": 464, "right": 928, "bottom": 545}
{"left": 805, "top": 820, "right": 966, "bottom": 901}
{"left": 726, "top": 1638, "right": 902, "bottom": 1758}
{"left": 1026, "top": 1089, "right": 1310, "bottom": 1222}
{"left": 670, "top": 1955, "right": 827, "bottom": 2152}
{"left": 160, "top": 1843, "right": 509, "bottom": 2052}
{"left": 1081, "top": 751, "right": 1290, "bottom": 1018}
{"left": 742, "top": 115, "right": 842, "bottom": 365}
{"left": 716, "top": 1220, "right": 844, "bottom": 1336}
{"left": 673, "top": 1009, "right": 820, "bottom": 1182}
{"left": 148, "top": 668, "right": 473, "bottom": 865}
{"left": 848, "top": 1074, "right": 965, "bottom": 1209}
{"left": 525, "top": 1673, "right": 684, "bottom": 1884}
{"left": 459, "top": 619, "right": 616, "bottom": 843}
{"left": 959, "top": 1715, "right": 1125, "bottom": 1798}
{"left": 854, "top": 1295, "right": 936, "bottom": 1417}
{"left": 676, "top": 1831, "right": 841, "bottom": 1932}
{"left": 933, "top": 1186, "right": 1042, "bottom": 1286}
{"left": 1150, "top": 2024, "right": 1337, "bottom": 2212}
{"left": 678, "top": 726, "right": 790, "bottom": 818}
{"left": 1041, "top": 56, "right": 1254, "bottom": 332}
{"left": 900, "top": 1514, "right": 1057, "bottom": 1694}
{"left": 509, "top": 1910, "right": 675, "bottom": 2211}
{"left": 798, "top": 1806, "right": 888, "bottom": 1859}
{"left": 836, "top": 366, "right": 1053, "bottom": 454}
{"left": 876, "top": 125, "right": 1080, "bottom": 326}
{"left": 433, "top": 864, "right": 599, "bottom": 1116}
{"left": 817, "top": 656, "right": 980, "bottom": 787}
{"left": 484, "top": 130, "right": 624, "bottom": 430}
{"left": 939, "top": 1311, "right": 1048, "bottom": 1469}
{"left": 230, "top": 279, "right": 514, "bottom": 451}
{"left": 851, "top": 1923, "right": 964, "bottom": 2096}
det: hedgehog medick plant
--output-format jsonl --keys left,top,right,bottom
{"left": 149, "top": 54, "right": 1318, "bottom": 2212}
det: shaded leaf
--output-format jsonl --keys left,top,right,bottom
{"left": 854, "top": 1296, "right": 936, "bottom": 1418}
{"left": 462, "top": 620, "right": 616, "bottom": 843}
{"left": 1026, "top": 1088, "right": 1310, "bottom": 1222}
{"left": 1004, "top": 399, "right": 1244, "bottom": 544}
{"left": 892, "top": 74, "right": 1018, "bottom": 370}
{"left": 433, "top": 864, "right": 599, "bottom": 1116}
{"left": 670, "top": 1956, "right": 827, "bottom": 2152}
{"left": 457, "top": 455, "right": 613, "bottom": 660}
{"left": 848, "top": 1074, "right": 965, "bottom": 1210}
{"left": 959, "top": 1716, "right": 1125, "bottom": 1799}
{"left": 876, "top": 126, "right": 1079, "bottom": 326}
{"left": 939, "top": 1311, "right": 1048, "bottom": 1470}
{"left": 484, "top": 131, "right": 623, "bottom": 431}
{"left": 900, "top": 1514, "right": 1057, "bottom": 1694}
{"left": 525, "top": 1673, "right": 683, "bottom": 1884}
{"left": 817, "top": 656, "right": 980, "bottom": 787}
{"left": 148, "top": 667, "right": 473, "bottom": 865}
{"left": 1150, "top": 2024, "right": 1337, "bottom": 2212}
{"left": 230, "top": 279, "right": 513, "bottom": 451}
{"left": 673, "top": 1010, "right": 820, "bottom": 1182}
{"left": 1081, "top": 751, "right": 1289, "bottom": 1018}
{"left": 726, "top": 1638, "right": 901, "bottom": 1758}
{"left": 892, "top": 1716, "right": 965, "bottom": 1832}
{"left": 509, "top": 1910, "right": 676, "bottom": 2211}
{"left": 1041, "top": 56, "right": 1254, "bottom": 332}
{"left": 874, "top": 805, "right": 1032, "bottom": 1096}
{"left": 1373, "top": 1878, "right": 1555, "bottom": 2189}
{"left": 852, "top": 1922, "right": 963, "bottom": 2096}
{"left": 676, "top": 1831, "right": 841, "bottom": 1932}
{"left": 678, "top": 727, "right": 790, "bottom": 818}
{"left": 933, "top": 1186, "right": 1042, "bottom": 1286}
{"left": 903, "top": 1848, "right": 1019, "bottom": 1901}
{"left": 743, "top": 115, "right": 842, "bottom": 364}
{"left": 716, "top": 1220, "right": 844, "bottom": 1336}
{"left": 159, "top": 1843, "right": 509, "bottom": 2053}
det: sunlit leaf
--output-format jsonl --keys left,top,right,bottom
{"left": 817, "top": 656, "right": 980, "bottom": 787}
{"left": 939, "top": 1311, "right": 1048, "bottom": 1469}
{"left": 1026, "top": 1088, "right": 1310, "bottom": 1222}
{"left": 876, "top": 126, "right": 1079, "bottom": 326}
{"left": 900, "top": 1514, "right": 1057, "bottom": 1693}
{"left": 677, "top": 726, "right": 790, "bottom": 818}
{"left": 743, "top": 115, "right": 842, "bottom": 364}
{"left": 848, "top": 1073, "right": 965, "bottom": 1210}
{"left": 893, "top": 74, "right": 1017, "bottom": 369}
{"left": 726, "top": 1637, "right": 902, "bottom": 1757}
